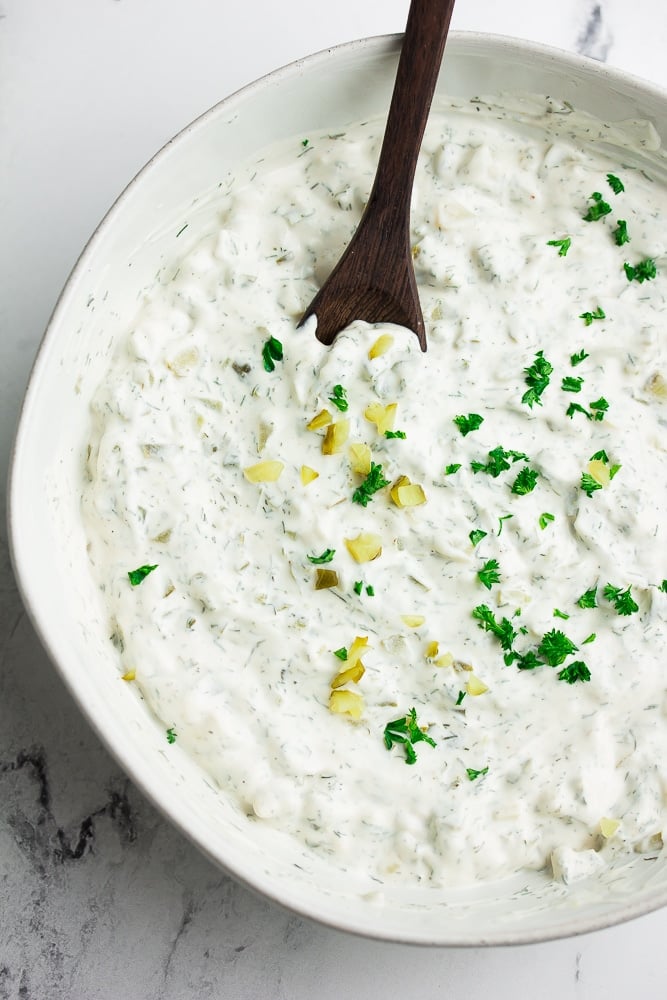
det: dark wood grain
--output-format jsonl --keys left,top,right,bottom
{"left": 299, "top": 0, "right": 456, "bottom": 352}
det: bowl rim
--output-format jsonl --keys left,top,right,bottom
{"left": 7, "top": 29, "right": 667, "bottom": 947}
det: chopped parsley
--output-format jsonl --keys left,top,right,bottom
{"left": 579, "top": 306, "right": 605, "bottom": 326}
{"left": 513, "top": 650, "right": 543, "bottom": 671}
{"left": 660, "top": 581, "right": 667, "bottom": 593}
{"left": 583, "top": 191, "right": 612, "bottom": 222}
{"left": 453, "top": 412, "right": 484, "bottom": 436}
{"left": 539, "top": 512, "right": 555, "bottom": 530}
{"left": 307, "top": 548, "right": 336, "bottom": 564}
{"left": 333, "top": 647, "right": 348, "bottom": 661}
{"left": 582, "top": 633, "right": 597, "bottom": 645}
{"left": 521, "top": 350, "right": 553, "bottom": 408}
{"left": 606, "top": 173, "right": 624, "bottom": 194}
{"left": 455, "top": 690, "right": 467, "bottom": 706}
{"left": 547, "top": 237, "right": 571, "bottom": 256}
{"left": 261, "top": 335, "right": 284, "bottom": 372}
{"left": 366, "top": 585, "right": 375, "bottom": 597}
{"left": 352, "top": 462, "right": 389, "bottom": 506}
{"left": 472, "top": 604, "right": 517, "bottom": 651}
{"left": 613, "top": 219, "right": 630, "bottom": 246}
{"left": 466, "top": 766, "right": 489, "bottom": 781}
{"left": 385, "top": 429, "right": 406, "bottom": 439}
{"left": 498, "top": 513, "right": 514, "bottom": 535}
{"left": 577, "top": 584, "right": 598, "bottom": 609}
{"left": 128, "top": 564, "right": 158, "bottom": 587}
{"left": 558, "top": 661, "right": 591, "bottom": 684}
{"left": 328, "top": 384, "right": 348, "bottom": 412}
{"left": 590, "top": 397, "right": 609, "bottom": 421}
{"left": 537, "top": 629, "right": 579, "bottom": 666}
{"left": 383, "top": 708, "right": 436, "bottom": 765}
{"left": 567, "top": 402, "right": 591, "bottom": 420}
{"left": 445, "top": 463, "right": 462, "bottom": 475}
{"left": 469, "top": 529, "right": 487, "bottom": 548}
{"left": 511, "top": 467, "right": 539, "bottom": 496}
{"left": 603, "top": 583, "right": 639, "bottom": 616}
{"left": 166, "top": 727, "right": 177, "bottom": 744}
{"left": 353, "top": 580, "right": 363, "bottom": 595}
{"left": 624, "top": 258, "right": 657, "bottom": 283}
{"left": 570, "top": 349, "right": 590, "bottom": 366}
{"left": 553, "top": 608, "right": 570, "bottom": 620}
{"left": 478, "top": 559, "right": 501, "bottom": 590}
{"left": 561, "top": 376, "right": 584, "bottom": 393}
{"left": 580, "top": 472, "right": 603, "bottom": 498}
{"left": 471, "top": 446, "right": 529, "bottom": 478}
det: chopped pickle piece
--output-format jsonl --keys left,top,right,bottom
{"left": 345, "top": 533, "right": 383, "bottom": 563}
{"left": 347, "top": 635, "right": 369, "bottom": 668}
{"left": 331, "top": 662, "right": 365, "bottom": 688}
{"left": 349, "top": 442, "right": 372, "bottom": 476}
{"left": 322, "top": 419, "right": 350, "bottom": 455}
{"left": 397, "top": 482, "right": 427, "bottom": 507}
{"left": 401, "top": 615, "right": 426, "bottom": 628}
{"left": 434, "top": 653, "right": 454, "bottom": 668}
{"left": 307, "top": 409, "right": 332, "bottom": 430}
{"left": 314, "top": 568, "right": 339, "bottom": 590}
{"left": 600, "top": 817, "right": 620, "bottom": 838}
{"left": 390, "top": 475, "right": 411, "bottom": 505}
{"left": 329, "top": 688, "right": 364, "bottom": 720}
{"left": 166, "top": 346, "right": 199, "bottom": 376}
{"left": 364, "top": 401, "right": 397, "bottom": 435}
{"left": 121, "top": 669, "right": 136, "bottom": 681}
{"left": 425, "top": 640, "right": 440, "bottom": 659}
{"left": 243, "top": 460, "right": 284, "bottom": 483}
{"left": 466, "top": 674, "right": 489, "bottom": 696}
{"left": 368, "top": 333, "right": 394, "bottom": 359}
{"left": 645, "top": 371, "right": 667, "bottom": 398}
{"left": 587, "top": 459, "right": 610, "bottom": 486}
{"left": 300, "top": 465, "right": 319, "bottom": 485}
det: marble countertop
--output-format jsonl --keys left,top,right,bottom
{"left": 2, "top": 1, "right": 667, "bottom": 996}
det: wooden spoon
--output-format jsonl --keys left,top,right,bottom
{"left": 299, "top": 0, "right": 456, "bottom": 352}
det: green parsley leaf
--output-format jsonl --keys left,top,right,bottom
{"left": 333, "top": 647, "right": 348, "bottom": 661}
{"left": 307, "top": 548, "right": 335, "bottom": 564}
{"left": 581, "top": 472, "right": 603, "bottom": 497}
{"left": 384, "top": 429, "right": 406, "bottom": 439}
{"left": 539, "top": 512, "right": 555, "bottom": 530}
{"left": 557, "top": 661, "right": 591, "bottom": 684}
{"left": 579, "top": 306, "right": 605, "bottom": 326}
{"left": 366, "top": 585, "right": 375, "bottom": 597}
{"left": 301, "top": 138, "right": 310, "bottom": 148}
{"left": 547, "top": 237, "right": 571, "bottom": 256}
{"left": 469, "top": 529, "right": 487, "bottom": 548}
{"left": 478, "top": 559, "right": 501, "bottom": 590}
{"left": 472, "top": 604, "right": 517, "bottom": 651}
{"left": 445, "top": 463, "right": 462, "bottom": 475}
{"left": 553, "top": 608, "right": 570, "bottom": 620}
{"left": 453, "top": 413, "right": 484, "bottom": 436}
{"left": 582, "top": 633, "right": 597, "bottom": 644}
{"left": 567, "top": 402, "right": 592, "bottom": 420}
{"left": 471, "top": 446, "right": 529, "bottom": 478}
{"left": 353, "top": 580, "right": 363, "bottom": 595}
{"left": 128, "top": 564, "right": 158, "bottom": 587}
{"left": 261, "top": 336, "right": 284, "bottom": 372}
{"left": 455, "top": 690, "right": 467, "bottom": 706}
{"left": 571, "top": 349, "right": 590, "bottom": 366}
{"left": 328, "top": 384, "right": 348, "bottom": 412}
{"left": 577, "top": 585, "right": 598, "bottom": 609}
{"left": 660, "top": 580, "right": 667, "bottom": 593}
{"left": 590, "top": 449, "right": 609, "bottom": 463}
{"left": 589, "top": 397, "right": 609, "bottom": 421}
{"left": 514, "top": 650, "right": 543, "bottom": 671}
{"left": 511, "top": 467, "right": 539, "bottom": 496}
{"left": 624, "top": 258, "right": 657, "bottom": 283}
{"left": 561, "top": 376, "right": 584, "bottom": 393}
{"left": 607, "top": 173, "right": 624, "bottom": 194}
{"left": 613, "top": 219, "right": 630, "bottom": 246}
{"left": 352, "top": 462, "right": 389, "bottom": 507}
{"left": 583, "top": 191, "right": 612, "bottom": 222}
{"left": 466, "top": 766, "right": 489, "bottom": 781}
{"left": 522, "top": 350, "right": 553, "bottom": 408}
{"left": 603, "top": 583, "right": 639, "bottom": 616}
{"left": 383, "top": 707, "right": 436, "bottom": 765}
{"left": 166, "top": 727, "right": 177, "bottom": 744}
{"left": 498, "top": 514, "right": 514, "bottom": 535}
{"left": 537, "top": 629, "right": 579, "bottom": 666}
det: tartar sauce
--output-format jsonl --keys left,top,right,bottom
{"left": 83, "top": 95, "right": 667, "bottom": 887}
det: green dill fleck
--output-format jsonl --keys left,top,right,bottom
{"left": 582, "top": 633, "right": 597, "bottom": 645}
{"left": 607, "top": 173, "right": 624, "bottom": 194}
{"left": 571, "top": 349, "right": 590, "bottom": 366}
{"left": 579, "top": 306, "right": 605, "bottom": 326}
{"left": 261, "top": 335, "right": 284, "bottom": 372}
{"left": 511, "top": 467, "right": 539, "bottom": 496}
{"left": 558, "top": 661, "right": 591, "bottom": 684}
{"left": 328, "top": 384, "right": 348, "bottom": 412}
{"left": 352, "top": 462, "right": 389, "bottom": 507}
{"left": 553, "top": 608, "right": 570, "bottom": 620}
{"left": 498, "top": 514, "right": 514, "bottom": 535}
{"left": 166, "top": 727, "right": 177, "bottom": 744}
{"left": 613, "top": 219, "right": 630, "bottom": 246}
{"left": 603, "top": 583, "right": 639, "bottom": 616}
{"left": 445, "top": 463, "right": 462, "bottom": 475}
{"left": 466, "top": 766, "right": 489, "bottom": 781}
{"left": 175, "top": 223, "right": 188, "bottom": 238}
{"left": 537, "top": 629, "right": 579, "bottom": 667}
{"left": 385, "top": 429, "right": 407, "bottom": 439}
{"left": 301, "top": 138, "right": 310, "bottom": 147}
{"left": 583, "top": 191, "right": 612, "bottom": 222}
{"left": 333, "top": 647, "right": 348, "bottom": 661}
{"left": 547, "top": 237, "right": 571, "bottom": 256}
{"left": 577, "top": 585, "right": 598, "bottom": 609}
{"left": 453, "top": 413, "right": 484, "bottom": 436}
{"left": 128, "top": 564, "right": 158, "bottom": 587}
{"left": 478, "top": 559, "right": 501, "bottom": 590}
{"left": 539, "top": 512, "right": 555, "bottom": 530}
{"left": 353, "top": 580, "right": 363, "bottom": 596}
{"left": 521, "top": 350, "right": 553, "bottom": 408}
{"left": 455, "top": 690, "right": 467, "bottom": 706}
{"left": 580, "top": 472, "right": 603, "bottom": 497}
{"left": 469, "top": 529, "right": 487, "bottom": 548}
{"left": 307, "top": 548, "right": 335, "bottom": 564}
{"left": 472, "top": 604, "right": 517, "bottom": 651}
{"left": 383, "top": 708, "right": 436, "bottom": 765}
{"left": 624, "top": 258, "right": 657, "bottom": 283}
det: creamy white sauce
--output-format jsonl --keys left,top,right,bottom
{"left": 82, "top": 96, "right": 667, "bottom": 888}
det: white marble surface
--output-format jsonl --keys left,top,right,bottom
{"left": 2, "top": 1, "right": 667, "bottom": 996}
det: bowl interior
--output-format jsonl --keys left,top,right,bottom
{"left": 9, "top": 32, "right": 667, "bottom": 945}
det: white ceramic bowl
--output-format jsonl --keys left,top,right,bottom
{"left": 9, "top": 32, "right": 667, "bottom": 945}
